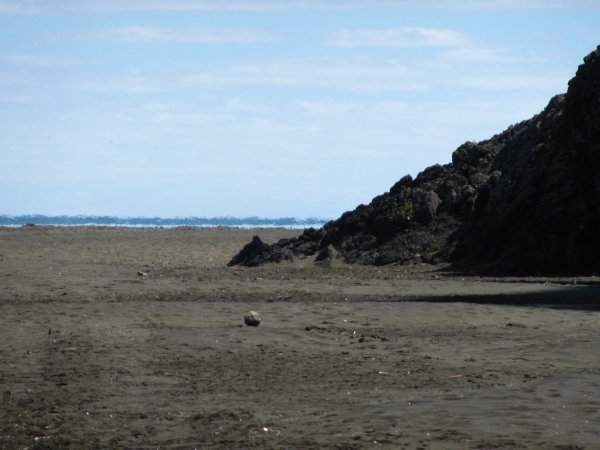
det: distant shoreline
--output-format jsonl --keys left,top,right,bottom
{"left": 0, "top": 214, "right": 330, "bottom": 229}
{"left": 0, "top": 224, "right": 308, "bottom": 230}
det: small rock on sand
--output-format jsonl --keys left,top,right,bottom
{"left": 315, "top": 244, "right": 338, "bottom": 266}
{"left": 244, "top": 311, "right": 261, "bottom": 327}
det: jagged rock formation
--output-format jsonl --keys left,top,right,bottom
{"left": 229, "top": 46, "right": 600, "bottom": 274}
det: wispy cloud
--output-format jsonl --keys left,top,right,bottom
{"left": 3, "top": 0, "right": 595, "bottom": 14}
{"left": 87, "top": 0, "right": 328, "bottom": 13}
{"left": 325, "top": 27, "right": 469, "bottom": 48}
{"left": 178, "top": 57, "right": 429, "bottom": 93}
{"left": 0, "top": 1, "right": 43, "bottom": 15}
{"left": 439, "top": 47, "right": 515, "bottom": 63}
{"left": 416, "top": 0, "right": 599, "bottom": 9}
{"left": 0, "top": 0, "right": 314, "bottom": 15}
{"left": 4, "top": 53, "right": 79, "bottom": 66}
{"left": 72, "top": 60, "right": 428, "bottom": 94}
{"left": 99, "top": 26, "right": 280, "bottom": 44}
{"left": 71, "top": 72, "right": 165, "bottom": 94}
{"left": 69, "top": 51, "right": 567, "bottom": 96}
{"left": 455, "top": 73, "right": 568, "bottom": 91}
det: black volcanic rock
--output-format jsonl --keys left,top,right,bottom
{"left": 315, "top": 244, "right": 338, "bottom": 266}
{"left": 229, "top": 46, "right": 600, "bottom": 274}
{"left": 227, "top": 235, "right": 293, "bottom": 267}
{"left": 460, "top": 46, "right": 600, "bottom": 274}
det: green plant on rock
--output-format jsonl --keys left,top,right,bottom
{"left": 392, "top": 200, "right": 414, "bottom": 224}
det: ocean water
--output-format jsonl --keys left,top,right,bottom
{"left": 0, "top": 215, "right": 329, "bottom": 229}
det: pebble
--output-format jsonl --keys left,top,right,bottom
{"left": 244, "top": 311, "right": 261, "bottom": 327}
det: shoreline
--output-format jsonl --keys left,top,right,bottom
{"left": 0, "top": 224, "right": 313, "bottom": 230}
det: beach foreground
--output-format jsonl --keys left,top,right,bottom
{"left": 1, "top": 227, "right": 599, "bottom": 449}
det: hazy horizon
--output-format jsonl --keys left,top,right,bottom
{"left": 1, "top": 1, "right": 598, "bottom": 218}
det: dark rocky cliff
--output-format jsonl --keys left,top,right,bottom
{"left": 460, "top": 46, "right": 600, "bottom": 273}
{"left": 229, "top": 46, "right": 600, "bottom": 274}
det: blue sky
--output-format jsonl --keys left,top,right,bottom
{"left": 0, "top": 0, "right": 598, "bottom": 218}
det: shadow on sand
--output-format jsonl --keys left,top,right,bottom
{"left": 419, "top": 283, "right": 600, "bottom": 311}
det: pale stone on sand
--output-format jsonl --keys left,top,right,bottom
{"left": 244, "top": 310, "right": 261, "bottom": 327}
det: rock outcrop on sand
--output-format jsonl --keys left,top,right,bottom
{"left": 229, "top": 46, "right": 600, "bottom": 274}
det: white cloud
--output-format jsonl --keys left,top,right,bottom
{"left": 419, "top": 0, "right": 599, "bottom": 9}
{"left": 179, "top": 53, "right": 565, "bottom": 94}
{"left": 439, "top": 47, "right": 514, "bottom": 63}
{"left": 89, "top": 0, "right": 331, "bottom": 13}
{"left": 292, "top": 97, "right": 551, "bottom": 134}
{"left": 0, "top": 1, "right": 43, "bottom": 15}
{"left": 68, "top": 49, "right": 569, "bottom": 96}
{"left": 71, "top": 72, "right": 165, "bottom": 94}
{"left": 70, "top": 57, "right": 430, "bottom": 94}
{"left": 99, "top": 26, "right": 280, "bottom": 44}
{"left": 296, "top": 100, "right": 360, "bottom": 115}
{"left": 325, "top": 27, "right": 470, "bottom": 48}
{"left": 455, "top": 73, "right": 568, "bottom": 91}
{"left": 178, "top": 58, "right": 429, "bottom": 92}
{"left": 4, "top": 53, "right": 79, "bottom": 66}
{"left": 13, "top": 0, "right": 358, "bottom": 14}
{"left": 4, "top": 0, "right": 596, "bottom": 14}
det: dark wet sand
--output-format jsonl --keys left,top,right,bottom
{"left": 1, "top": 227, "right": 599, "bottom": 449}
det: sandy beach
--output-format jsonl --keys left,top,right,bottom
{"left": 1, "top": 226, "right": 599, "bottom": 449}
